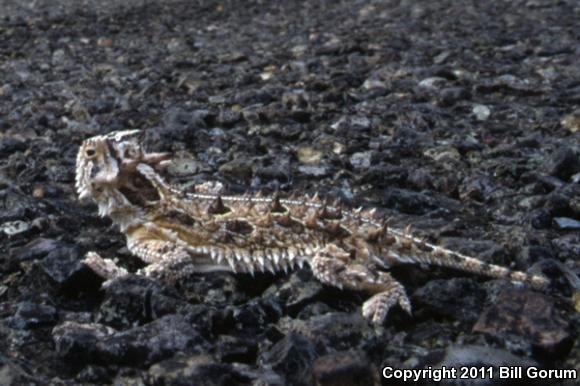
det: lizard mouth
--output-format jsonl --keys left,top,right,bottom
{"left": 116, "top": 158, "right": 168, "bottom": 208}
{"left": 113, "top": 141, "right": 171, "bottom": 208}
{"left": 118, "top": 170, "right": 161, "bottom": 208}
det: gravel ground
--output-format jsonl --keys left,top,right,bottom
{"left": 0, "top": 0, "right": 579, "bottom": 385}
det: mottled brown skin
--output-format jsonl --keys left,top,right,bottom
{"left": 76, "top": 130, "right": 549, "bottom": 324}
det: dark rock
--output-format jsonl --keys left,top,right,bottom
{"left": 216, "top": 335, "right": 258, "bottom": 364}
{"left": 417, "top": 77, "right": 448, "bottom": 90}
{"left": 473, "top": 288, "right": 572, "bottom": 357}
{"left": 52, "top": 321, "right": 116, "bottom": 363}
{"left": 46, "top": 163, "right": 74, "bottom": 183}
{"left": 381, "top": 188, "right": 440, "bottom": 215}
{"left": 216, "top": 109, "right": 242, "bottom": 128}
{"left": 234, "top": 88, "right": 277, "bottom": 105}
{"left": 40, "top": 246, "right": 82, "bottom": 284}
{"left": 153, "top": 108, "right": 210, "bottom": 144}
{"left": 459, "top": 175, "right": 496, "bottom": 202}
{"left": 518, "top": 246, "right": 554, "bottom": 267}
{"left": 543, "top": 192, "right": 572, "bottom": 217}
{"left": 75, "top": 365, "right": 111, "bottom": 384}
{"left": 0, "top": 357, "right": 39, "bottom": 385}
{"left": 229, "top": 298, "right": 282, "bottom": 333}
{"left": 179, "top": 305, "right": 221, "bottom": 338}
{"left": 297, "top": 165, "right": 330, "bottom": 177}
{"left": 9, "top": 301, "right": 58, "bottom": 329}
{"left": 437, "top": 87, "right": 470, "bottom": 107}
{"left": 179, "top": 272, "right": 246, "bottom": 307}
{"left": 263, "top": 270, "right": 324, "bottom": 317}
{"left": 241, "top": 105, "right": 264, "bottom": 126}
{"left": 349, "top": 151, "right": 373, "bottom": 170}
{"left": 359, "top": 164, "right": 407, "bottom": 188}
{"left": 282, "top": 90, "right": 310, "bottom": 110}
{"left": 52, "top": 315, "right": 207, "bottom": 365}
{"left": 147, "top": 354, "right": 241, "bottom": 386}
{"left": 112, "top": 373, "right": 147, "bottom": 386}
{"left": 296, "top": 302, "right": 334, "bottom": 320}
{"left": 97, "top": 314, "right": 209, "bottom": 366}
{"left": 551, "top": 234, "right": 580, "bottom": 261}
{"left": 11, "top": 238, "right": 64, "bottom": 262}
{"left": 0, "top": 138, "right": 27, "bottom": 156}
{"left": 260, "top": 333, "right": 317, "bottom": 386}
{"left": 40, "top": 245, "right": 100, "bottom": 290}
{"left": 165, "top": 108, "right": 206, "bottom": 130}
{"left": 477, "top": 75, "right": 545, "bottom": 96}
{"left": 530, "top": 209, "right": 553, "bottom": 229}
{"left": 277, "top": 123, "right": 305, "bottom": 140}
{"left": 437, "top": 239, "right": 508, "bottom": 268}
{"left": 96, "top": 275, "right": 192, "bottom": 329}
{"left": 534, "top": 174, "right": 566, "bottom": 191}
{"left": 218, "top": 158, "right": 254, "bottom": 181}
{"left": 0, "top": 179, "right": 28, "bottom": 209}
{"left": 412, "top": 278, "right": 485, "bottom": 324}
{"left": 255, "top": 165, "right": 290, "bottom": 182}
{"left": 406, "top": 168, "right": 433, "bottom": 190}
{"left": 331, "top": 115, "right": 372, "bottom": 134}
{"left": 277, "top": 313, "right": 371, "bottom": 352}
{"left": 312, "top": 350, "right": 378, "bottom": 386}
{"left": 544, "top": 147, "right": 580, "bottom": 180}
{"left": 418, "top": 345, "right": 538, "bottom": 386}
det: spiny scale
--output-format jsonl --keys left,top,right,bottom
{"left": 76, "top": 130, "right": 549, "bottom": 324}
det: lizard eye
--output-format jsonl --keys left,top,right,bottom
{"left": 85, "top": 148, "right": 96, "bottom": 157}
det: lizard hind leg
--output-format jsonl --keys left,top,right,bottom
{"left": 361, "top": 277, "right": 412, "bottom": 324}
{"left": 310, "top": 244, "right": 412, "bottom": 325}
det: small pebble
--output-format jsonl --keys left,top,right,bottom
{"left": 472, "top": 104, "right": 491, "bottom": 121}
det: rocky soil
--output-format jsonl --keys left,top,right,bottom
{"left": 0, "top": 0, "right": 579, "bottom": 385}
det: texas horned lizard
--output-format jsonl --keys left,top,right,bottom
{"left": 75, "top": 130, "right": 549, "bottom": 324}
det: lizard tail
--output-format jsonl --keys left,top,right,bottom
{"left": 381, "top": 229, "right": 550, "bottom": 290}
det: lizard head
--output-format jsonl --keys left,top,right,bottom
{"left": 75, "top": 129, "right": 144, "bottom": 202}
{"left": 76, "top": 130, "right": 171, "bottom": 223}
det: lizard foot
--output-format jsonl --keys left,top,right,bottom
{"left": 362, "top": 284, "right": 412, "bottom": 325}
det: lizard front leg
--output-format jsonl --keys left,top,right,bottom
{"left": 84, "top": 251, "right": 129, "bottom": 281}
{"left": 310, "top": 244, "right": 412, "bottom": 324}
{"left": 84, "top": 240, "right": 230, "bottom": 286}
{"left": 82, "top": 244, "right": 194, "bottom": 285}
{"left": 126, "top": 235, "right": 232, "bottom": 284}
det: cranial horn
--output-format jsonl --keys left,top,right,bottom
{"left": 144, "top": 152, "right": 172, "bottom": 164}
